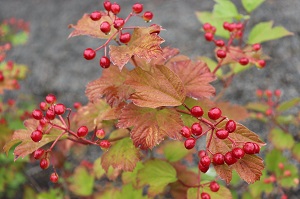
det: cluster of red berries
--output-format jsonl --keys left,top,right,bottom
{"left": 83, "top": 1, "right": 154, "bottom": 69}
{"left": 2, "top": 17, "right": 30, "bottom": 33}
{"left": 202, "top": 22, "right": 266, "bottom": 68}
{"left": 255, "top": 89, "right": 281, "bottom": 117}
{"left": 0, "top": 61, "right": 21, "bottom": 90}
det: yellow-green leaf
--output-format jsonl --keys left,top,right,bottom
{"left": 213, "top": 0, "right": 239, "bottom": 19}
{"left": 163, "top": 140, "right": 191, "bottom": 162}
{"left": 292, "top": 143, "right": 300, "bottom": 162}
{"left": 241, "top": 0, "right": 265, "bottom": 13}
{"left": 68, "top": 166, "right": 94, "bottom": 196}
{"left": 269, "top": 128, "right": 295, "bottom": 150}
{"left": 187, "top": 183, "right": 232, "bottom": 199}
{"left": 276, "top": 97, "right": 300, "bottom": 112}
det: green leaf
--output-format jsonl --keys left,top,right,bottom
{"left": 246, "top": 102, "right": 269, "bottom": 112}
{"left": 163, "top": 140, "right": 191, "bottom": 162}
{"left": 248, "top": 170, "right": 273, "bottom": 198}
{"left": 122, "top": 161, "right": 144, "bottom": 187}
{"left": 93, "top": 157, "right": 106, "bottom": 179}
{"left": 241, "top": 0, "right": 265, "bottom": 13}
{"left": 275, "top": 115, "right": 295, "bottom": 125}
{"left": 269, "top": 128, "right": 295, "bottom": 150}
{"left": 265, "top": 149, "right": 287, "bottom": 176}
{"left": 199, "top": 56, "right": 222, "bottom": 77}
{"left": 213, "top": 0, "right": 239, "bottom": 19}
{"left": 11, "top": 32, "right": 29, "bottom": 46}
{"left": 37, "top": 189, "right": 64, "bottom": 199}
{"left": 248, "top": 21, "right": 293, "bottom": 44}
{"left": 187, "top": 183, "right": 232, "bottom": 199}
{"left": 278, "top": 164, "right": 299, "bottom": 188}
{"left": 230, "top": 62, "right": 252, "bottom": 74}
{"left": 292, "top": 143, "right": 300, "bottom": 162}
{"left": 68, "top": 166, "right": 94, "bottom": 196}
{"left": 137, "top": 159, "right": 177, "bottom": 196}
{"left": 276, "top": 97, "right": 300, "bottom": 112}
{"left": 116, "top": 183, "right": 148, "bottom": 199}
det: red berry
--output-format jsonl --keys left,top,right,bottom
{"left": 73, "top": 102, "right": 82, "bottom": 109}
{"left": 216, "top": 129, "right": 229, "bottom": 139}
{"left": 39, "top": 117, "right": 49, "bottom": 127}
{"left": 33, "top": 148, "right": 45, "bottom": 159}
{"left": 216, "top": 49, "right": 226, "bottom": 59}
{"left": 252, "top": 43, "right": 261, "bottom": 51}
{"left": 191, "top": 122, "right": 202, "bottom": 136}
{"left": 204, "top": 32, "right": 214, "bottom": 41}
{"left": 243, "top": 142, "right": 255, "bottom": 154}
{"left": 99, "top": 140, "right": 111, "bottom": 149}
{"left": 180, "top": 126, "right": 191, "bottom": 138}
{"left": 208, "top": 107, "right": 222, "bottom": 120}
{"left": 32, "top": 109, "right": 44, "bottom": 120}
{"left": 281, "top": 194, "right": 288, "bottom": 199}
{"left": 212, "top": 153, "right": 225, "bottom": 165}
{"left": 83, "top": 48, "right": 96, "bottom": 60}
{"left": 209, "top": 181, "right": 220, "bottom": 192}
{"left": 265, "top": 109, "right": 273, "bottom": 116}
{"left": 77, "top": 126, "right": 89, "bottom": 137}
{"left": 39, "top": 101, "right": 48, "bottom": 111}
{"left": 184, "top": 138, "right": 196, "bottom": 150}
{"left": 200, "top": 155, "right": 211, "bottom": 167}
{"left": 90, "top": 11, "right": 101, "bottom": 21}
{"left": 0, "top": 73, "right": 4, "bottom": 82}
{"left": 100, "top": 56, "right": 111, "bottom": 68}
{"left": 236, "top": 23, "right": 243, "bottom": 30}
{"left": 50, "top": 173, "right": 59, "bottom": 183}
{"left": 191, "top": 106, "right": 204, "bottom": 117}
{"left": 143, "top": 11, "right": 153, "bottom": 22}
{"left": 232, "top": 147, "right": 245, "bottom": 159}
{"left": 40, "top": 158, "right": 49, "bottom": 169}
{"left": 31, "top": 130, "right": 43, "bottom": 142}
{"left": 223, "top": 22, "right": 230, "bottom": 30}
{"left": 198, "top": 150, "right": 207, "bottom": 159}
{"left": 256, "top": 89, "right": 263, "bottom": 97}
{"left": 100, "top": 21, "right": 111, "bottom": 34}
{"left": 201, "top": 192, "right": 211, "bottom": 199}
{"left": 110, "top": 2, "right": 121, "bottom": 15}
{"left": 202, "top": 23, "right": 212, "bottom": 32}
{"left": 224, "top": 151, "right": 237, "bottom": 165}
{"left": 132, "top": 3, "right": 143, "bottom": 14}
{"left": 96, "top": 129, "right": 106, "bottom": 139}
{"left": 46, "top": 109, "right": 55, "bottom": 120}
{"left": 227, "top": 23, "right": 236, "bottom": 32}
{"left": 45, "top": 94, "right": 56, "bottom": 104}
{"left": 215, "top": 39, "right": 225, "bottom": 47}
{"left": 257, "top": 60, "right": 266, "bottom": 68}
{"left": 54, "top": 103, "right": 66, "bottom": 115}
{"left": 274, "top": 89, "right": 281, "bottom": 97}
{"left": 225, "top": 120, "right": 236, "bottom": 133}
{"left": 198, "top": 161, "right": 209, "bottom": 173}
{"left": 103, "top": 1, "right": 111, "bottom": 11}
{"left": 239, "top": 57, "right": 249, "bottom": 65}
{"left": 119, "top": 32, "right": 131, "bottom": 44}
{"left": 265, "top": 89, "right": 272, "bottom": 97}
{"left": 253, "top": 143, "right": 260, "bottom": 154}
{"left": 113, "top": 18, "right": 125, "bottom": 30}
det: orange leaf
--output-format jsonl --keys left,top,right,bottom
{"left": 125, "top": 65, "right": 186, "bottom": 108}
{"left": 214, "top": 164, "right": 232, "bottom": 184}
{"left": 117, "top": 103, "right": 182, "bottom": 149}
{"left": 216, "top": 101, "right": 249, "bottom": 122}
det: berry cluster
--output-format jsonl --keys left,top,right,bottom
{"left": 83, "top": 1, "right": 154, "bottom": 68}
{"left": 202, "top": 22, "right": 266, "bottom": 70}
{"left": 0, "top": 60, "right": 21, "bottom": 90}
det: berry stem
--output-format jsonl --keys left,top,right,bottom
{"left": 94, "top": 30, "right": 119, "bottom": 51}
{"left": 206, "top": 129, "right": 215, "bottom": 149}
{"left": 58, "top": 115, "right": 68, "bottom": 129}
{"left": 47, "top": 131, "right": 67, "bottom": 151}
{"left": 212, "top": 58, "right": 224, "bottom": 74}
{"left": 175, "top": 108, "right": 190, "bottom": 115}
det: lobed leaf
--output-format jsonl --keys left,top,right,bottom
{"left": 241, "top": 0, "right": 265, "bottom": 13}
{"left": 122, "top": 161, "right": 144, "bottom": 187}
{"left": 68, "top": 166, "right": 95, "bottom": 196}
{"left": 213, "top": 0, "right": 239, "bottom": 19}
{"left": 216, "top": 101, "right": 249, "bottom": 121}
{"left": 248, "top": 170, "right": 273, "bottom": 198}
{"left": 269, "top": 128, "right": 295, "bottom": 150}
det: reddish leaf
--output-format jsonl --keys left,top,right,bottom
{"left": 85, "top": 66, "right": 133, "bottom": 107}
{"left": 109, "top": 25, "right": 164, "bottom": 70}
{"left": 125, "top": 65, "right": 186, "bottom": 108}
{"left": 68, "top": 13, "right": 117, "bottom": 39}
{"left": 214, "top": 164, "right": 233, "bottom": 184}
{"left": 117, "top": 103, "right": 182, "bottom": 149}
{"left": 216, "top": 101, "right": 249, "bottom": 121}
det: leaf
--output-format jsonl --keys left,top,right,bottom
{"left": 68, "top": 166, "right": 94, "bottom": 196}
{"left": 117, "top": 104, "right": 182, "bottom": 149}
{"left": 162, "top": 140, "right": 192, "bottom": 162}
{"left": 166, "top": 59, "right": 216, "bottom": 99}
{"left": 278, "top": 164, "right": 299, "bottom": 188}
{"left": 3, "top": 119, "right": 66, "bottom": 160}
{"left": 214, "top": 164, "right": 232, "bottom": 184}
{"left": 93, "top": 157, "right": 106, "bottom": 179}
{"left": 216, "top": 102, "right": 249, "bottom": 121}
{"left": 265, "top": 149, "right": 287, "bottom": 177}
{"left": 110, "top": 25, "right": 164, "bottom": 70}
{"left": 122, "top": 161, "right": 144, "bottom": 187}
{"left": 125, "top": 65, "right": 186, "bottom": 108}
{"left": 11, "top": 31, "right": 29, "bottom": 45}
{"left": 85, "top": 66, "right": 133, "bottom": 106}
{"left": 101, "top": 137, "right": 141, "bottom": 172}
{"left": 187, "top": 183, "right": 232, "bottom": 199}
{"left": 276, "top": 97, "right": 300, "bottom": 112}
{"left": 241, "top": 0, "right": 265, "bottom": 13}
{"left": 246, "top": 102, "right": 269, "bottom": 113}
{"left": 269, "top": 128, "right": 295, "bottom": 150}
{"left": 68, "top": 13, "right": 117, "bottom": 39}
{"left": 248, "top": 170, "right": 273, "bottom": 198}
{"left": 137, "top": 159, "right": 177, "bottom": 196}
{"left": 292, "top": 143, "right": 300, "bottom": 162}
{"left": 116, "top": 183, "right": 148, "bottom": 199}
{"left": 248, "top": 21, "right": 293, "bottom": 44}
{"left": 213, "top": 0, "right": 239, "bottom": 19}
{"left": 199, "top": 56, "right": 222, "bottom": 77}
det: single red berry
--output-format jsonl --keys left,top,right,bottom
{"left": 202, "top": 23, "right": 212, "bottom": 32}
{"left": 100, "top": 21, "right": 111, "bottom": 34}
{"left": 225, "top": 120, "right": 236, "bottom": 133}
{"left": 54, "top": 103, "right": 66, "bottom": 115}
{"left": 243, "top": 142, "right": 256, "bottom": 154}
{"left": 257, "top": 60, "right": 266, "bottom": 68}
{"left": 284, "top": 170, "right": 291, "bottom": 177}
{"left": 253, "top": 143, "right": 260, "bottom": 154}
{"left": 215, "top": 39, "right": 225, "bottom": 47}
{"left": 191, "top": 122, "right": 203, "bottom": 136}
{"left": 40, "top": 158, "right": 49, "bottom": 170}
{"left": 278, "top": 162, "right": 284, "bottom": 170}
{"left": 232, "top": 147, "right": 245, "bottom": 159}
{"left": 236, "top": 22, "right": 243, "bottom": 30}
{"left": 212, "top": 153, "right": 225, "bottom": 165}
{"left": 239, "top": 57, "right": 249, "bottom": 65}
{"left": 216, "top": 49, "right": 226, "bottom": 59}
{"left": 100, "top": 56, "right": 111, "bottom": 68}
{"left": 73, "top": 102, "right": 82, "bottom": 109}
{"left": 132, "top": 3, "right": 143, "bottom": 14}
{"left": 0, "top": 73, "right": 4, "bottom": 82}
{"left": 180, "top": 126, "right": 191, "bottom": 138}
{"left": 90, "top": 11, "right": 101, "bottom": 21}
{"left": 46, "top": 109, "right": 55, "bottom": 120}
{"left": 198, "top": 161, "right": 209, "bottom": 173}
{"left": 184, "top": 138, "right": 196, "bottom": 150}
{"left": 191, "top": 106, "right": 204, "bottom": 117}
{"left": 143, "top": 11, "right": 153, "bottom": 22}
{"left": 45, "top": 94, "right": 56, "bottom": 104}
{"left": 211, "top": 26, "right": 216, "bottom": 34}
{"left": 274, "top": 89, "right": 281, "bottom": 97}
{"left": 119, "top": 32, "right": 131, "bottom": 44}
{"left": 227, "top": 23, "right": 236, "bottom": 32}
{"left": 77, "top": 126, "right": 89, "bottom": 137}
{"left": 223, "top": 22, "right": 230, "bottom": 30}
{"left": 265, "top": 89, "right": 272, "bottom": 97}
{"left": 281, "top": 194, "right": 288, "bottom": 199}
{"left": 39, "top": 101, "right": 48, "bottom": 111}
{"left": 216, "top": 129, "right": 229, "bottom": 139}
{"left": 256, "top": 89, "right": 263, "bottom": 97}
{"left": 32, "top": 109, "right": 44, "bottom": 120}
{"left": 33, "top": 148, "right": 45, "bottom": 159}
{"left": 7, "top": 99, "right": 15, "bottom": 106}
{"left": 83, "top": 48, "right": 96, "bottom": 60}
{"left": 198, "top": 150, "right": 207, "bottom": 159}
{"left": 110, "top": 2, "right": 121, "bottom": 15}
{"left": 31, "top": 130, "right": 43, "bottom": 142}
{"left": 200, "top": 155, "right": 211, "bottom": 167}
{"left": 100, "top": 140, "right": 111, "bottom": 149}
{"left": 201, "top": 192, "right": 211, "bottom": 199}
{"left": 209, "top": 181, "right": 220, "bottom": 192}
{"left": 96, "top": 129, "right": 106, "bottom": 139}
{"left": 252, "top": 43, "right": 261, "bottom": 51}
{"left": 204, "top": 32, "right": 214, "bottom": 41}
{"left": 265, "top": 109, "right": 273, "bottom": 116}
{"left": 50, "top": 172, "right": 59, "bottom": 183}
{"left": 103, "top": 1, "right": 111, "bottom": 11}
{"left": 39, "top": 117, "right": 49, "bottom": 127}
{"left": 224, "top": 151, "right": 237, "bottom": 165}
{"left": 208, "top": 107, "right": 222, "bottom": 120}
{"left": 113, "top": 18, "right": 125, "bottom": 30}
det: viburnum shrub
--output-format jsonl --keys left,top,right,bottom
{"left": 3, "top": 0, "right": 299, "bottom": 198}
